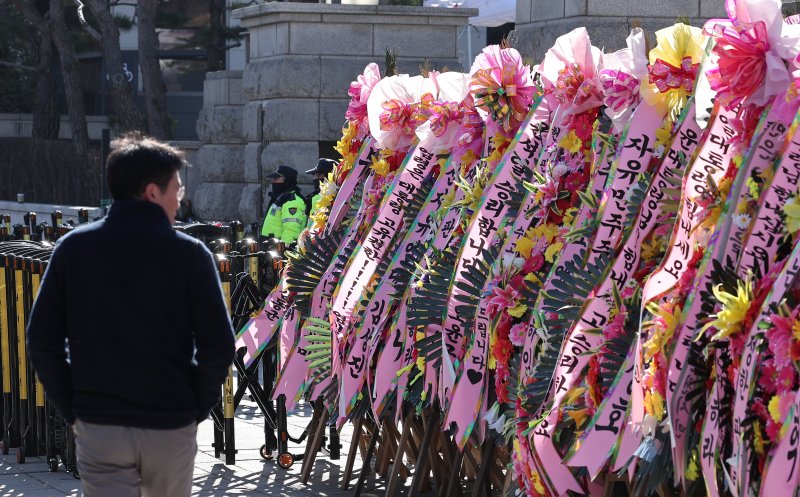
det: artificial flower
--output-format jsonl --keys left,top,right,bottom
{"left": 640, "top": 23, "right": 706, "bottom": 120}
{"left": 469, "top": 45, "right": 536, "bottom": 133}
{"left": 701, "top": 278, "right": 754, "bottom": 341}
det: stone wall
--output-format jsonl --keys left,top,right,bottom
{"left": 513, "top": 0, "right": 727, "bottom": 62}
{"left": 217, "top": 2, "right": 476, "bottom": 224}
{"left": 193, "top": 70, "right": 251, "bottom": 222}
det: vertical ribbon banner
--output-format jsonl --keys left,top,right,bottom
{"left": 565, "top": 102, "right": 702, "bottom": 478}
{"left": 348, "top": 108, "right": 475, "bottom": 423}
{"left": 440, "top": 97, "right": 548, "bottom": 410}
{"left": 235, "top": 284, "right": 292, "bottom": 367}
{"left": 730, "top": 125, "right": 800, "bottom": 494}
{"left": 272, "top": 172, "right": 376, "bottom": 410}
{"left": 627, "top": 103, "right": 737, "bottom": 497}
{"left": 329, "top": 137, "right": 439, "bottom": 373}
{"left": 326, "top": 138, "right": 376, "bottom": 232}
{"left": 667, "top": 101, "right": 794, "bottom": 488}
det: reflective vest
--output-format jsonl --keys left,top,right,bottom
{"left": 260, "top": 191, "right": 307, "bottom": 244}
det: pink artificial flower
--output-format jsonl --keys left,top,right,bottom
{"left": 571, "top": 111, "right": 595, "bottom": 142}
{"left": 509, "top": 323, "right": 527, "bottom": 347}
{"left": 346, "top": 63, "right": 382, "bottom": 138}
{"left": 487, "top": 284, "right": 521, "bottom": 317}
{"left": 469, "top": 45, "right": 536, "bottom": 133}
{"left": 523, "top": 253, "right": 545, "bottom": 273}
{"left": 705, "top": 20, "right": 772, "bottom": 110}
{"left": 537, "top": 27, "right": 604, "bottom": 119}
{"left": 769, "top": 313, "right": 796, "bottom": 370}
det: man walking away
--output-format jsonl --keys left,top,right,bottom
{"left": 27, "top": 133, "right": 235, "bottom": 497}
{"left": 260, "top": 164, "right": 307, "bottom": 245}
{"left": 304, "top": 158, "right": 337, "bottom": 216}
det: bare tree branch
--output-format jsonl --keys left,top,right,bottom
{"left": 71, "top": 0, "right": 101, "bottom": 42}
{"left": 0, "top": 60, "right": 38, "bottom": 71}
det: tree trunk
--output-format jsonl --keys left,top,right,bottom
{"left": 137, "top": 0, "right": 171, "bottom": 139}
{"left": 207, "top": 0, "right": 225, "bottom": 72}
{"left": 30, "top": 13, "right": 59, "bottom": 140}
{"left": 84, "top": 0, "right": 145, "bottom": 133}
{"left": 49, "top": 0, "right": 89, "bottom": 157}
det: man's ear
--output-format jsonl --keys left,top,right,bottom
{"left": 142, "top": 182, "right": 159, "bottom": 202}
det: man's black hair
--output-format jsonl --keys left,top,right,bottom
{"left": 107, "top": 132, "right": 185, "bottom": 200}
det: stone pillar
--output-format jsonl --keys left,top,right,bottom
{"left": 514, "top": 0, "right": 727, "bottom": 62}
{"left": 193, "top": 70, "right": 253, "bottom": 222}
{"left": 233, "top": 2, "right": 476, "bottom": 222}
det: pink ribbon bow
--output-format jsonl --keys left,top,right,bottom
{"left": 649, "top": 56, "right": 699, "bottom": 93}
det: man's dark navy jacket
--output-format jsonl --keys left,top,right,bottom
{"left": 27, "top": 200, "right": 235, "bottom": 429}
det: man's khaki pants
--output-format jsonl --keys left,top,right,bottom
{"left": 73, "top": 419, "right": 197, "bottom": 497}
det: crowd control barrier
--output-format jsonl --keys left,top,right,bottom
{"left": 0, "top": 211, "right": 331, "bottom": 485}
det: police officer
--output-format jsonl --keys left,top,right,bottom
{"left": 261, "top": 165, "right": 307, "bottom": 245}
{"left": 304, "top": 158, "right": 337, "bottom": 216}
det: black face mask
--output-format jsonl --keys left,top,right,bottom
{"left": 270, "top": 181, "right": 294, "bottom": 199}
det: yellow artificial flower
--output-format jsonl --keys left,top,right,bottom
{"left": 559, "top": 130, "right": 582, "bottom": 154}
{"left": 784, "top": 195, "right": 800, "bottom": 235}
{"left": 644, "top": 390, "right": 665, "bottom": 420}
{"left": 562, "top": 207, "right": 578, "bottom": 227}
{"left": 545, "top": 241, "right": 563, "bottom": 263}
{"left": 524, "top": 272, "right": 542, "bottom": 285}
{"left": 528, "top": 223, "right": 559, "bottom": 242}
{"left": 686, "top": 451, "right": 700, "bottom": 481}
{"left": 508, "top": 302, "right": 528, "bottom": 318}
{"left": 701, "top": 279, "right": 753, "bottom": 341}
{"left": 516, "top": 237, "right": 534, "bottom": 258}
{"left": 793, "top": 317, "right": 800, "bottom": 342}
{"left": 753, "top": 420, "right": 766, "bottom": 456}
{"left": 768, "top": 395, "right": 785, "bottom": 425}
{"left": 566, "top": 408, "right": 589, "bottom": 429}
{"left": 643, "top": 302, "right": 681, "bottom": 361}
{"left": 640, "top": 237, "right": 662, "bottom": 262}
{"left": 641, "top": 23, "right": 706, "bottom": 120}
{"left": 655, "top": 121, "right": 673, "bottom": 146}
{"left": 565, "top": 387, "right": 587, "bottom": 405}
{"left": 736, "top": 200, "right": 749, "bottom": 215}
{"left": 531, "top": 469, "right": 546, "bottom": 495}
{"left": 758, "top": 165, "right": 774, "bottom": 183}
{"left": 460, "top": 149, "right": 477, "bottom": 170}
{"left": 746, "top": 177, "right": 760, "bottom": 199}
{"left": 371, "top": 156, "right": 391, "bottom": 177}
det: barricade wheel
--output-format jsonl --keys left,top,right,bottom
{"left": 16, "top": 447, "right": 24, "bottom": 464}
{"left": 277, "top": 452, "right": 294, "bottom": 469}
{"left": 48, "top": 458, "right": 59, "bottom": 472}
{"left": 259, "top": 445, "right": 273, "bottom": 460}
{"left": 0, "top": 440, "right": 7, "bottom": 455}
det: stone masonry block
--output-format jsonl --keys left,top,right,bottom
{"left": 290, "top": 22, "right": 373, "bottom": 56}
{"left": 229, "top": 76, "right": 245, "bottom": 105}
{"left": 243, "top": 56, "right": 321, "bottom": 100}
{"left": 517, "top": 0, "right": 532, "bottom": 24}
{"left": 374, "top": 25, "right": 456, "bottom": 59}
{"left": 320, "top": 57, "right": 382, "bottom": 99}
{"left": 208, "top": 106, "right": 245, "bottom": 144}
{"left": 193, "top": 182, "right": 249, "bottom": 222}
{"left": 194, "top": 144, "right": 246, "bottom": 182}
{"left": 261, "top": 141, "right": 319, "bottom": 179}
{"left": 196, "top": 108, "right": 212, "bottom": 143}
{"left": 701, "top": 0, "right": 727, "bottom": 18}
{"left": 531, "top": 0, "right": 565, "bottom": 21}
{"left": 243, "top": 102, "right": 263, "bottom": 142}
{"left": 263, "top": 99, "right": 320, "bottom": 141}
{"left": 587, "top": 0, "right": 698, "bottom": 18}
{"left": 565, "top": 0, "right": 586, "bottom": 17}
{"left": 251, "top": 24, "right": 288, "bottom": 59}
{"left": 319, "top": 99, "right": 350, "bottom": 141}
{"left": 237, "top": 184, "right": 262, "bottom": 225}
{"left": 322, "top": 13, "right": 423, "bottom": 25}
{"left": 244, "top": 143, "right": 262, "bottom": 183}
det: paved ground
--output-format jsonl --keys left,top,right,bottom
{"left": 0, "top": 399, "right": 399, "bottom": 497}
